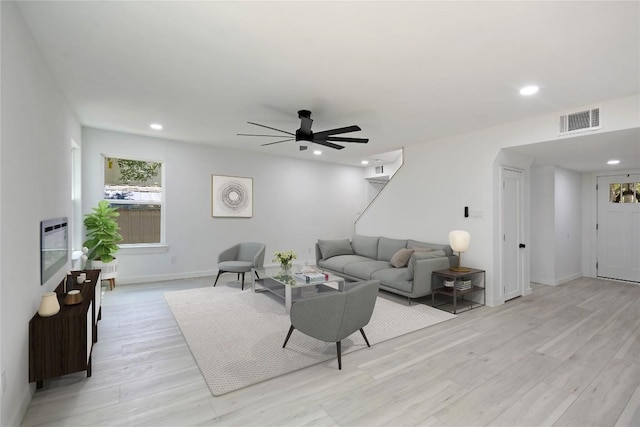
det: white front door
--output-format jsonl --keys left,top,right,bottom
{"left": 597, "top": 174, "right": 640, "bottom": 282}
{"left": 502, "top": 168, "right": 524, "bottom": 301}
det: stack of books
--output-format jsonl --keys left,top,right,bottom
{"left": 455, "top": 280, "right": 473, "bottom": 291}
{"left": 295, "top": 272, "right": 326, "bottom": 283}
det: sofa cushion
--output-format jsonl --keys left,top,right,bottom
{"left": 318, "top": 255, "right": 371, "bottom": 273}
{"left": 378, "top": 237, "right": 408, "bottom": 261}
{"left": 407, "top": 239, "right": 453, "bottom": 256}
{"left": 318, "top": 238, "right": 354, "bottom": 259}
{"left": 343, "top": 261, "right": 391, "bottom": 279}
{"left": 390, "top": 248, "right": 415, "bottom": 268}
{"left": 405, "top": 250, "right": 447, "bottom": 280}
{"left": 372, "top": 268, "right": 413, "bottom": 293}
{"left": 351, "top": 234, "right": 379, "bottom": 259}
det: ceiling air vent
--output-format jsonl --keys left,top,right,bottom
{"left": 559, "top": 107, "right": 601, "bottom": 135}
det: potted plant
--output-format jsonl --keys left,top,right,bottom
{"left": 273, "top": 250, "right": 297, "bottom": 271}
{"left": 83, "top": 200, "right": 123, "bottom": 288}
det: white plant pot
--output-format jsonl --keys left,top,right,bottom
{"left": 91, "top": 258, "right": 118, "bottom": 280}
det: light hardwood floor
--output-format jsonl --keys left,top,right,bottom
{"left": 22, "top": 276, "right": 639, "bottom": 426}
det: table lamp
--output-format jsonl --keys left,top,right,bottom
{"left": 449, "top": 230, "right": 471, "bottom": 272}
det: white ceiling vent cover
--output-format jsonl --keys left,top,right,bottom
{"left": 559, "top": 107, "right": 601, "bottom": 135}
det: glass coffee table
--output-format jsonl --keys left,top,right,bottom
{"left": 251, "top": 265, "right": 346, "bottom": 313}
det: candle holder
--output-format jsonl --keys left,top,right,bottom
{"left": 64, "top": 290, "right": 83, "bottom": 305}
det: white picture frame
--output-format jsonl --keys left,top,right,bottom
{"left": 211, "top": 175, "right": 253, "bottom": 218}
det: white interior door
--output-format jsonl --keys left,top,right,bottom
{"left": 502, "top": 168, "right": 524, "bottom": 301}
{"left": 597, "top": 174, "right": 640, "bottom": 282}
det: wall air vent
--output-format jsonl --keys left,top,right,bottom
{"left": 559, "top": 107, "right": 601, "bottom": 135}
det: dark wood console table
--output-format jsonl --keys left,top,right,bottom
{"left": 29, "top": 269, "right": 102, "bottom": 388}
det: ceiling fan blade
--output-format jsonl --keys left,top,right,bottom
{"left": 261, "top": 138, "right": 295, "bottom": 146}
{"left": 238, "top": 133, "right": 293, "bottom": 138}
{"left": 313, "top": 140, "right": 345, "bottom": 150}
{"left": 313, "top": 125, "right": 361, "bottom": 139}
{"left": 247, "top": 122, "right": 295, "bottom": 136}
{"left": 324, "top": 136, "right": 369, "bottom": 143}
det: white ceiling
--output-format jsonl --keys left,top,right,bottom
{"left": 16, "top": 1, "right": 640, "bottom": 169}
{"left": 505, "top": 127, "right": 640, "bottom": 173}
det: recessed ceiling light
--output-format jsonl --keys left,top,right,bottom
{"left": 607, "top": 159, "right": 621, "bottom": 165}
{"left": 313, "top": 150, "right": 322, "bottom": 155}
{"left": 149, "top": 123, "right": 163, "bottom": 130}
{"left": 361, "top": 160, "right": 369, "bottom": 165}
{"left": 519, "top": 85, "right": 539, "bottom": 96}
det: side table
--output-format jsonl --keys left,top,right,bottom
{"left": 431, "top": 268, "right": 485, "bottom": 314}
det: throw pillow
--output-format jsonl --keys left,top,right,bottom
{"left": 390, "top": 248, "right": 414, "bottom": 268}
{"left": 405, "top": 250, "right": 447, "bottom": 280}
{"left": 317, "top": 238, "right": 354, "bottom": 259}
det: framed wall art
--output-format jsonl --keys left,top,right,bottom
{"left": 211, "top": 175, "right": 253, "bottom": 218}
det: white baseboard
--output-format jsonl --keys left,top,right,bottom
{"left": 531, "top": 273, "right": 582, "bottom": 287}
{"left": 485, "top": 295, "right": 502, "bottom": 307}
{"left": 114, "top": 270, "right": 217, "bottom": 285}
{"left": 555, "top": 273, "right": 581, "bottom": 286}
{"left": 11, "top": 384, "right": 33, "bottom": 427}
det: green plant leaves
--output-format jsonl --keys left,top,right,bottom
{"left": 83, "top": 200, "right": 123, "bottom": 263}
{"left": 113, "top": 158, "right": 161, "bottom": 184}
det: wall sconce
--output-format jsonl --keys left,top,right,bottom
{"left": 449, "top": 230, "right": 471, "bottom": 272}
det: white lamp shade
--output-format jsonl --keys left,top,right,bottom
{"left": 449, "top": 230, "right": 471, "bottom": 253}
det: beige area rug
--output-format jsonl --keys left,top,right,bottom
{"left": 164, "top": 284, "right": 456, "bottom": 396}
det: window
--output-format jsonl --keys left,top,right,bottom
{"left": 609, "top": 182, "right": 640, "bottom": 203}
{"left": 104, "top": 157, "right": 163, "bottom": 244}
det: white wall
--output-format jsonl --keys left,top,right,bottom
{"left": 363, "top": 149, "right": 403, "bottom": 181}
{"left": 356, "top": 95, "right": 639, "bottom": 306}
{"left": 363, "top": 150, "right": 404, "bottom": 205}
{"left": 82, "top": 128, "right": 367, "bottom": 283}
{"left": 530, "top": 166, "right": 582, "bottom": 285}
{"left": 530, "top": 166, "right": 556, "bottom": 284}
{"left": 1, "top": 2, "right": 81, "bottom": 425}
{"left": 554, "top": 167, "right": 582, "bottom": 283}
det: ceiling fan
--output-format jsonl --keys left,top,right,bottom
{"left": 238, "top": 110, "right": 368, "bottom": 151}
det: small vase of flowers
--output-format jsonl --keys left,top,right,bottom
{"left": 274, "top": 250, "right": 297, "bottom": 271}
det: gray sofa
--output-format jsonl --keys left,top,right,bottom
{"left": 315, "top": 234, "right": 457, "bottom": 300}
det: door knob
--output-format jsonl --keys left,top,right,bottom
{"left": 519, "top": 243, "right": 526, "bottom": 248}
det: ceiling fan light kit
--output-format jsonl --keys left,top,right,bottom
{"left": 238, "top": 109, "right": 369, "bottom": 151}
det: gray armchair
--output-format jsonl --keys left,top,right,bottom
{"left": 214, "top": 242, "right": 266, "bottom": 290}
{"left": 282, "top": 280, "right": 380, "bottom": 369}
